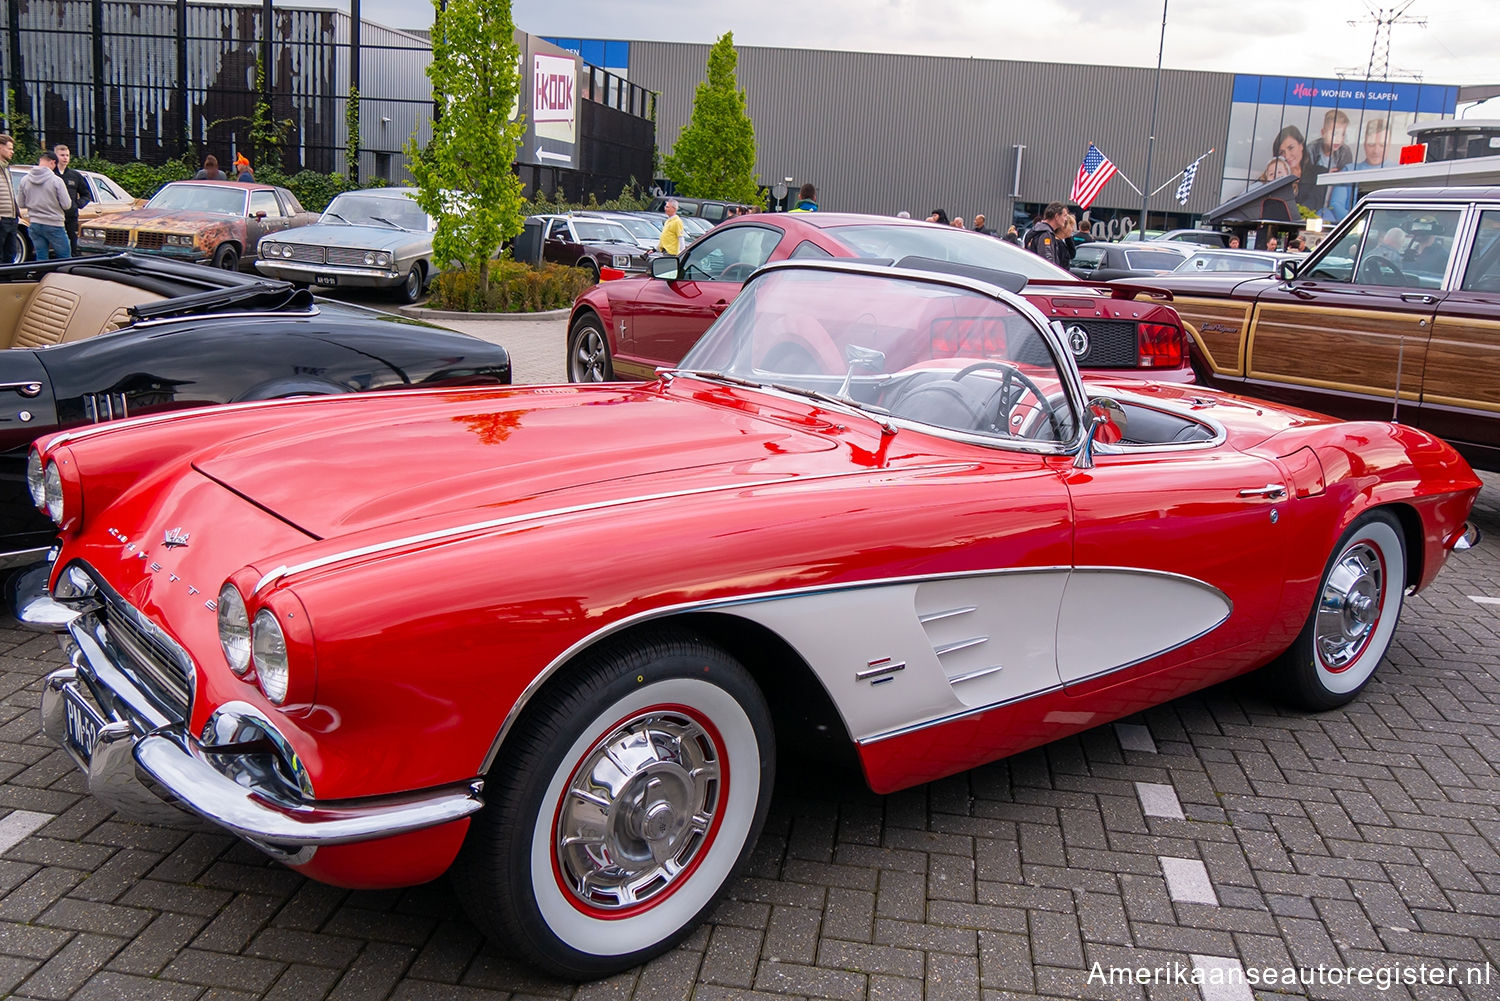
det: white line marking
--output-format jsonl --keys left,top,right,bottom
{"left": 0, "top": 811, "right": 52, "bottom": 855}
{"left": 1191, "top": 955, "right": 1254, "bottom": 1001}
{"left": 1136, "top": 782, "right": 1185, "bottom": 820}
{"left": 1115, "top": 722, "right": 1157, "bottom": 754}
{"left": 1161, "top": 856, "right": 1218, "bottom": 905}
{"left": 1470, "top": 596, "right": 1500, "bottom": 606}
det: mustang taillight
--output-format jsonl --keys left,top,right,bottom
{"left": 1137, "top": 322, "right": 1184, "bottom": 368}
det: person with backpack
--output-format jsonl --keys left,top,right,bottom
{"left": 1023, "top": 201, "right": 1067, "bottom": 268}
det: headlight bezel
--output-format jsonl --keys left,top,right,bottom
{"left": 217, "top": 584, "right": 252, "bottom": 676}
{"left": 26, "top": 449, "right": 45, "bottom": 508}
{"left": 43, "top": 461, "right": 64, "bottom": 524}
{"left": 253, "top": 607, "right": 290, "bottom": 704}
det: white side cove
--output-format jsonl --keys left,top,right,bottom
{"left": 726, "top": 567, "right": 1231, "bottom": 744}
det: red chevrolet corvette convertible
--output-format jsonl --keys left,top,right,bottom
{"left": 18, "top": 261, "right": 1481, "bottom": 978}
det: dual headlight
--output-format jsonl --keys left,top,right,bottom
{"left": 26, "top": 451, "right": 66, "bottom": 525}
{"left": 260, "top": 243, "right": 296, "bottom": 259}
{"left": 217, "top": 584, "right": 290, "bottom": 704}
{"left": 362, "top": 251, "right": 391, "bottom": 267}
{"left": 81, "top": 228, "right": 105, "bottom": 242}
{"left": 166, "top": 234, "right": 193, "bottom": 247}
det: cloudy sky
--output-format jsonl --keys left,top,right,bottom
{"left": 349, "top": 0, "right": 1495, "bottom": 88}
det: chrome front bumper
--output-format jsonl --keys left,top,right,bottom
{"left": 254, "top": 260, "right": 402, "bottom": 287}
{"left": 22, "top": 570, "right": 483, "bottom": 850}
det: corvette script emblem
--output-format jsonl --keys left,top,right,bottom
{"left": 1065, "top": 325, "right": 1091, "bottom": 358}
{"left": 163, "top": 528, "right": 191, "bottom": 549}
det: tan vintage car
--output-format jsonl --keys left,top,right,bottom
{"left": 1123, "top": 186, "right": 1500, "bottom": 472}
{"left": 77, "top": 180, "right": 319, "bottom": 272}
{"left": 7, "top": 166, "right": 143, "bottom": 263}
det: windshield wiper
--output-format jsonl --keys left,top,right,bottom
{"left": 323, "top": 212, "right": 349, "bottom": 224}
{"left": 669, "top": 369, "right": 897, "bottom": 435}
{"left": 368, "top": 215, "right": 406, "bottom": 230}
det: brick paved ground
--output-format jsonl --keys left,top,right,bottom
{"left": 0, "top": 336, "right": 1496, "bottom": 999}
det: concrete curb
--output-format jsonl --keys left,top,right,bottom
{"left": 396, "top": 304, "right": 571, "bottom": 321}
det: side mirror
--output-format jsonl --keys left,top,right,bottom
{"left": 253, "top": 211, "right": 267, "bottom": 219}
{"left": 1277, "top": 260, "right": 1299, "bottom": 281}
{"left": 650, "top": 256, "right": 681, "bottom": 280}
{"left": 1075, "top": 397, "right": 1127, "bottom": 469}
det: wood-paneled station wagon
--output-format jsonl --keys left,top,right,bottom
{"left": 16, "top": 261, "right": 1481, "bottom": 978}
{"left": 1123, "top": 187, "right": 1500, "bottom": 471}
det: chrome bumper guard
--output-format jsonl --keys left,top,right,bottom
{"left": 27, "top": 579, "right": 483, "bottom": 849}
{"left": 1453, "top": 522, "right": 1482, "bottom": 552}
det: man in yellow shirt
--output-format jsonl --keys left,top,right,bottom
{"left": 658, "top": 198, "right": 686, "bottom": 255}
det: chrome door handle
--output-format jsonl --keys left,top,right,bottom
{"left": 1238, "top": 484, "right": 1287, "bottom": 499}
{"left": 1400, "top": 293, "right": 1437, "bottom": 304}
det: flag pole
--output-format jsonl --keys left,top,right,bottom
{"left": 1140, "top": 0, "right": 1169, "bottom": 235}
{"left": 1149, "top": 147, "right": 1214, "bottom": 197}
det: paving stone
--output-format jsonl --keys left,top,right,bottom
{"left": 16, "top": 933, "right": 124, "bottom": 1000}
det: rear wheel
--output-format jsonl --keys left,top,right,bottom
{"left": 1269, "top": 510, "right": 1405, "bottom": 710}
{"left": 453, "top": 630, "right": 774, "bottom": 978}
{"left": 6, "top": 229, "right": 32, "bottom": 264}
{"left": 568, "top": 314, "right": 614, "bottom": 382}
{"left": 211, "top": 244, "right": 240, "bottom": 271}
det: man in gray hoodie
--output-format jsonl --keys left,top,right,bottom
{"left": 17, "top": 151, "right": 72, "bottom": 260}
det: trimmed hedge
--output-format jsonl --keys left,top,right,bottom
{"left": 429, "top": 259, "right": 593, "bottom": 313}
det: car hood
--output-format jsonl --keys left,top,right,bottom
{"left": 191, "top": 384, "right": 840, "bottom": 539}
{"left": 92, "top": 208, "right": 240, "bottom": 230}
{"left": 274, "top": 224, "right": 429, "bottom": 250}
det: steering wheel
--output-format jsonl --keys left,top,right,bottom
{"left": 717, "top": 262, "right": 757, "bottom": 283}
{"left": 1357, "top": 255, "right": 1405, "bottom": 284}
{"left": 949, "top": 361, "right": 1066, "bottom": 441}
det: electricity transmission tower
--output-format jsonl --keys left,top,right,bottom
{"left": 1348, "top": 1, "right": 1426, "bottom": 81}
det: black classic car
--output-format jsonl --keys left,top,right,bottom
{"left": 530, "top": 214, "right": 651, "bottom": 281}
{"left": 0, "top": 253, "right": 512, "bottom": 567}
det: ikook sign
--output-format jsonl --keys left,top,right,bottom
{"left": 533, "top": 54, "right": 576, "bottom": 125}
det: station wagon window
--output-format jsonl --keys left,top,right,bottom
{"left": 1070, "top": 245, "right": 1106, "bottom": 272}
{"left": 1460, "top": 211, "right": 1500, "bottom": 292}
{"left": 1307, "top": 206, "right": 1461, "bottom": 289}
{"left": 250, "top": 190, "right": 283, "bottom": 218}
{"left": 681, "top": 225, "right": 781, "bottom": 281}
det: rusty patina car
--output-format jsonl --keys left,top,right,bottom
{"left": 78, "top": 181, "right": 319, "bottom": 272}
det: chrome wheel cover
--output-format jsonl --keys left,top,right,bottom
{"left": 404, "top": 267, "right": 420, "bottom": 299}
{"left": 572, "top": 328, "right": 608, "bottom": 381}
{"left": 1315, "top": 541, "right": 1383, "bottom": 671}
{"left": 554, "top": 709, "right": 722, "bottom": 911}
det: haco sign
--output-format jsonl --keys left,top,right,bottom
{"left": 530, "top": 52, "right": 577, "bottom": 166}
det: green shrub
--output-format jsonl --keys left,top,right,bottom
{"left": 521, "top": 177, "right": 653, "bottom": 217}
{"left": 74, "top": 156, "right": 195, "bottom": 200}
{"left": 429, "top": 259, "right": 593, "bottom": 313}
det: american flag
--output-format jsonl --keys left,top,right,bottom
{"left": 1070, "top": 144, "right": 1117, "bottom": 210}
{"left": 1175, "top": 155, "right": 1204, "bottom": 205}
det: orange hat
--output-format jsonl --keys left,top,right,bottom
{"left": 234, "top": 153, "right": 250, "bottom": 167}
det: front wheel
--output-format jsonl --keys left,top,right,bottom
{"left": 568, "top": 315, "right": 614, "bottom": 382}
{"left": 211, "top": 244, "right": 240, "bottom": 271}
{"left": 453, "top": 630, "right": 774, "bottom": 978}
{"left": 394, "top": 263, "right": 425, "bottom": 304}
{"left": 1269, "top": 510, "right": 1406, "bottom": 710}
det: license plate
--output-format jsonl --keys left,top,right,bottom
{"left": 63, "top": 686, "right": 103, "bottom": 763}
{"left": 314, "top": 275, "right": 338, "bottom": 287}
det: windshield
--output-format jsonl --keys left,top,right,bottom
{"left": 146, "top": 184, "right": 246, "bottom": 216}
{"left": 572, "top": 220, "right": 636, "bottom": 243}
{"left": 598, "top": 215, "right": 659, "bottom": 239}
{"left": 323, "top": 193, "right": 430, "bottom": 230}
{"left": 679, "top": 267, "right": 1079, "bottom": 444}
{"left": 826, "top": 224, "right": 1074, "bottom": 282}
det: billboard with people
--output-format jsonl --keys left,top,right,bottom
{"left": 1220, "top": 75, "right": 1459, "bottom": 223}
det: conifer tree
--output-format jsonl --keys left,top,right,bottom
{"left": 662, "top": 33, "right": 760, "bottom": 204}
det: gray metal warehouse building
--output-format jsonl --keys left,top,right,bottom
{"left": 548, "top": 37, "right": 1462, "bottom": 235}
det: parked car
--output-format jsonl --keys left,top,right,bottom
{"left": 1153, "top": 228, "right": 1233, "bottom": 248}
{"left": 0, "top": 253, "right": 511, "bottom": 568}
{"left": 1121, "top": 186, "right": 1500, "bottom": 472}
{"left": 574, "top": 210, "right": 662, "bottom": 252}
{"left": 1069, "top": 241, "right": 1194, "bottom": 280}
{"left": 531, "top": 214, "right": 651, "bottom": 281}
{"left": 254, "top": 187, "right": 435, "bottom": 303}
{"left": 627, "top": 211, "right": 704, "bottom": 249}
{"left": 78, "top": 180, "right": 320, "bottom": 272}
{"left": 6, "top": 166, "right": 143, "bottom": 263}
{"left": 647, "top": 195, "right": 756, "bottom": 222}
{"left": 17, "top": 260, "right": 1480, "bottom": 978}
{"left": 567, "top": 213, "right": 1190, "bottom": 384}
{"left": 1173, "top": 249, "right": 1306, "bottom": 274}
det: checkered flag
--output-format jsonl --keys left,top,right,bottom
{"left": 1175, "top": 154, "right": 1206, "bottom": 206}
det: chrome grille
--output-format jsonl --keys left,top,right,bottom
{"left": 104, "top": 230, "right": 130, "bottom": 247}
{"left": 285, "top": 245, "right": 324, "bottom": 263}
{"left": 136, "top": 232, "right": 167, "bottom": 251}
{"left": 100, "top": 594, "right": 192, "bottom": 720}
{"left": 326, "top": 247, "right": 375, "bottom": 266}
